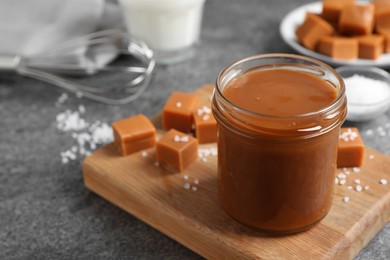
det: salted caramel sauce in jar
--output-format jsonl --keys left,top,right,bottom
{"left": 212, "top": 54, "right": 347, "bottom": 234}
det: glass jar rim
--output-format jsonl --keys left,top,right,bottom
{"left": 215, "top": 53, "right": 346, "bottom": 120}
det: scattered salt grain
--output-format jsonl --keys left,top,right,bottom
{"left": 369, "top": 154, "right": 375, "bottom": 160}
{"left": 174, "top": 134, "right": 189, "bottom": 142}
{"left": 339, "top": 128, "right": 358, "bottom": 142}
{"left": 347, "top": 186, "right": 353, "bottom": 190}
{"left": 56, "top": 110, "right": 89, "bottom": 131}
{"left": 354, "top": 179, "right": 361, "bottom": 184}
{"left": 197, "top": 106, "right": 212, "bottom": 116}
{"left": 198, "top": 147, "right": 218, "bottom": 158}
{"left": 183, "top": 175, "right": 189, "bottom": 180}
{"left": 202, "top": 115, "right": 210, "bottom": 121}
{"left": 141, "top": 151, "right": 148, "bottom": 157}
{"left": 194, "top": 179, "right": 199, "bottom": 185}
{"left": 176, "top": 102, "right": 182, "bottom": 108}
{"left": 379, "top": 179, "right": 388, "bottom": 185}
{"left": 365, "top": 185, "right": 370, "bottom": 190}
{"left": 55, "top": 93, "right": 68, "bottom": 106}
{"left": 174, "top": 135, "right": 180, "bottom": 142}
{"left": 191, "top": 186, "right": 198, "bottom": 192}
{"left": 352, "top": 167, "right": 360, "bottom": 173}
{"left": 184, "top": 183, "right": 191, "bottom": 190}
{"left": 78, "top": 105, "right": 86, "bottom": 114}
{"left": 338, "top": 173, "right": 347, "bottom": 179}
{"left": 343, "top": 196, "right": 350, "bottom": 203}
{"left": 355, "top": 185, "right": 363, "bottom": 192}
{"left": 365, "top": 129, "right": 373, "bottom": 136}
{"left": 335, "top": 177, "right": 339, "bottom": 184}
{"left": 56, "top": 105, "right": 113, "bottom": 164}
{"left": 180, "top": 136, "right": 189, "bottom": 142}
{"left": 339, "top": 179, "right": 346, "bottom": 185}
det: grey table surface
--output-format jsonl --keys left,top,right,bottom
{"left": 1, "top": 0, "right": 389, "bottom": 259}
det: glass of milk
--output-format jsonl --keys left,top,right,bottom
{"left": 119, "top": 0, "right": 206, "bottom": 64}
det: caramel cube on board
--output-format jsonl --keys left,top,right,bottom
{"left": 162, "top": 92, "right": 200, "bottom": 133}
{"left": 296, "top": 13, "right": 334, "bottom": 50}
{"left": 112, "top": 114, "right": 156, "bottom": 156}
{"left": 317, "top": 36, "right": 358, "bottom": 60}
{"left": 380, "top": 31, "right": 390, "bottom": 52}
{"left": 338, "top": 3, "right": 375, "bottom": 36}
{"left": 156, "top": 129, "right": 198, "bottom": 172}
{"left": 374, "top": 0, "right": 390, "bottom": 32}
{"left": 357, "top": 35, "right": 384, "bottom": 59}
{"left": 337, "top": 128, "right": 364, "bottom": 168}
{"left": 193, "top": 106, "right": 217, "bottom": 144}
{"left": 322, "top": 0, "right": 356, "bottom": 24}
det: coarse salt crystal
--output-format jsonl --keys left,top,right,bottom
{"left": 183, "top": 175, "right": 189, "bottom": 180}
{"left": 202, "top": 115, "right": 210, "bottom": 121}
{"left": 365, "top": 185, "right": 370, "bottom": 190}
{"left": 184, "top": 183, "right": 191, "bottom": 190}
{"left": 194, "top": 179, "right": 199, "bottom": 185}
{"left": 354, "top": 179, "right": 360, "bottom": 184}
{"left": 379, "top": 179, "right": 388, "bottom": 185}
{"left": 355, "top": 185, "right": 363, "bottom": 192}
{"left": 57, "top": 105, "right": 113, "bottom": 164}
{"left": 176, "top": 102, "right": 182, "bottom": 108}
{"left": 365, "top": 129, "right": 373, "bottom": 136}
{"left": 141, "top": 151, "right": 148, "bottom": 157}
{"left": 339, "top": 179, "right": 346, "bottom": 185}
{"left": 191, "top": 186, "right": 198, "bottom": 191}
{"left": 180, "top": 136, "right": 189, "bottom": 142}
{"left": 174, "top": 135, "right": 181, "bottom": 142}
{"left": 343, "top": 196, "right": 350, "bottom": 203}
{"left": 353, "top": 167, "right": 360, "bottom": 173}
{"left": 56, "top": 110, "right": 88, "bottom": 131}
{"left": 78, "top": 105, "right": 86, "bottom": 114}
{"left": 338, "top": 173, "right": 346, "bottom": 179}
{"left": 369, "top": 154, "right": 375, "bottom": 159}
{"left": 347, "top": 186, "right": 353, "bottom": 190}
{"left": 335, "top": 177, "right": 339, "bottom": 184}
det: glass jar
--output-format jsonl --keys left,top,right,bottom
{"left": 212, "top": 54, "right": 347, "bottom": 234}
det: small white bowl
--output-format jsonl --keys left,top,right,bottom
{"left": 336, "top": 66, "right": 390, "bottom": 122}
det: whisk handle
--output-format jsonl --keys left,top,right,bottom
{"left": 0, "top": 55, "right": 21, "bottom": 71}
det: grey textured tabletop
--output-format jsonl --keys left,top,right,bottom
{"left": 1, "top": 0, "right": 389, "bottom": 259}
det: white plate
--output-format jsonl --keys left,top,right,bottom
{"left": 279, "top": 1, "right": 390, "bottom": 68}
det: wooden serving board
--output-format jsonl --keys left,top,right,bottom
{"left": 83, "top": 85, "right": 390, "bottom": 259}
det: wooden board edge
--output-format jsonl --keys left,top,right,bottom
{"left": 82, "top": 157, "right": 248, "bottom": 259}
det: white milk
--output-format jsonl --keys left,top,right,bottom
{"left": 119, "top": 0, "right": 206, "bottom": 64}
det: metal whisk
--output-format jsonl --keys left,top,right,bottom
{"left": 0, "top": 29, "right": 155, "bottom": 105}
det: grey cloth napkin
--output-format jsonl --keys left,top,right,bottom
{"left": 0, "top": 0, "right": 124, "bottom": 73}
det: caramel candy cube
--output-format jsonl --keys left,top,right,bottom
{"left": 317, "top": 36, "right": 358, "bottom": 60}
{"left": 322, "top": 0, "right": 355, "bottom": 24}
{"left": 380, "top": 31, "right": 390, "bottom": 52}
{"left": 374, "top": 0, "right": 390, "bottom": 33}
{"left": 162, "top": 92, "right": 200, "bottom": 133}
{"left": 193, "top": 106, "right": 217, "bottom": 144}
{"left": 357, "top": 35, "right": 384, "bottom": 59}
{"left": 296, "top": 13, "right": 334, "bottom": 50}
{"left": 112, "top": 114, "right": 156, "bottom": 156}
{"left": 156, "top": 129, "right": 198, "bottom": 172}
{"left": 338, "top": 3, "right": 375, "bottom": 36}
{"left": 337, "top": 128, "right": 364, "bottom": 168}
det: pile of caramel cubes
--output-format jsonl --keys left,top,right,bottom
{"left": 111, "top": 90, "right": 217, "bottom": 173}
{"left": 296, "top": 0, "right": 390, "bottom": 60}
